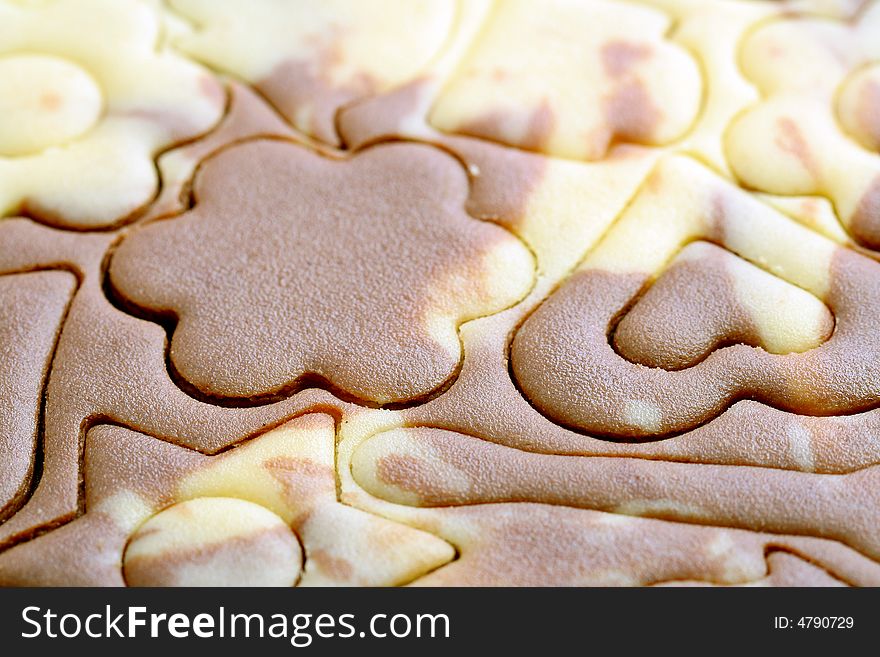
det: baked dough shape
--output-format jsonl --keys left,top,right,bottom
{"left": 726, "top": 3, "right": 880, "bottom": 248}
{"left": 429, "top": 0, "right": 702, "bottom": 160}
{"left": 0, "top": 0, "right": 224, "bottom": 229}
{"left": 0, "top": 414, "right": 454, "bottom": 586}
{"left": 108, "top": 139, "right": 534, "bottom": 405}
{"left": 167, "top": 0, "right": 458, "bottom": 145}
{"left": 511, "top": 156, "right": 880, "bottom": 438}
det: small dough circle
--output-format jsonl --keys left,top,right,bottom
{"left": 123, "top": 497, "right": 303, "bottom": 587}
{"left": 0, "top": 54, "right": 103, "bottom": 157}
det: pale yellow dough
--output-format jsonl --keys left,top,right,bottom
{"left": 0, "top": 0, "right": 224, "bottom": 228}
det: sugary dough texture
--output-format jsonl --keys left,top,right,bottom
{"left": 2, "top": 0, "right": 880, "bottom": 588}
{"left": 108, "top": 139, "right": 533, "bottom": 405}
{"left": 0, "top": 271, "right": 75, "bottom": 521}
{"left": 612, "top": 241, "right": 834, "bottom": 370}
{"left": 510, "top": 156, "right": 880, "bottom": 437}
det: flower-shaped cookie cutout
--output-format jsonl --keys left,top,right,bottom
{"left": 109, "top": 139, "right": 534, "bottom": 405}
{"left": 428, "top": 0, "right": 702, "bottom": 161}
{"left": 0, "top": 0, "right": 224, "bottom": 229}
{"left": 167, "top": 0, "right": 457, "bottom": 145}
{"left": 725, "top": 3, "right": 880, "bottom": 248}
{"left": 0, "top": 414, "right": 455, "bottom": 586}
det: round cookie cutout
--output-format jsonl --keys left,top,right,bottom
{"left": 123, "top": 497, "right": 303, "bottom": 587}
{"left": 0, "top": 54, "right": 102, "bottom": 157}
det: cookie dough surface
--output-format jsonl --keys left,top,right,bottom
{"left": 0, "top": 0, "right": 224, "bottom": 228}
{"left": 1, "top": 0, "right": 879, "bottom": 587}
